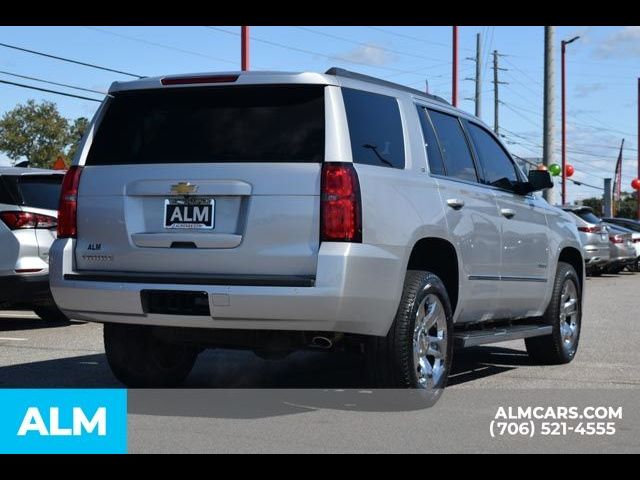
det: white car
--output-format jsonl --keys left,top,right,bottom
{"left": 0, "top": 167, "right": 66, "bottom": 320}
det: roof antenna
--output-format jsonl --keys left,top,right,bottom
{"left": 425, "top": 78, "right": 429, "bottom": 94}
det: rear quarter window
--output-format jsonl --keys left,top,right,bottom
{"left": 17, "top": 176, "right": 63, "bottom": 210}
{"left": 86, "top": 85, "right": 325, "bottom": 165}
{"left": 575, "top": 210, "right": 602, "bottom": 224}
{"left": 342, "top": 88, "right": 405, "bottom": 169}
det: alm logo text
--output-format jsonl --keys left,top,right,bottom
{"left": 17, "top": 407, "right": 107, "bottom": 436}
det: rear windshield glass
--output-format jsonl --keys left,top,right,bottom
{"left": 575, "top": 210, "right": 602, "bottom": 224}
{"left": 17, "top": 175, "right": 63, "bottom": 210}
{"left": 86, "top": 85, "right": 325, "bottom": 165}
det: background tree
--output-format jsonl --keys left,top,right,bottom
{"left": 67, "top": 117, "right": 90, "bottom": 163}
{"left": 579, "top": 192, "right": 638, "bottom": 219}
{"left": 581, "top": 196, "right": 603, "bottom": 216}
{"left": 0, "top": 100, "right": 89, "bottom": 168}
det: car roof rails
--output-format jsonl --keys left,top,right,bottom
{"left": 325, "top": 67, "right": 450, "bottom": 105}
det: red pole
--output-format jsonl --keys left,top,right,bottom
{"left": 561, "top": 40, "right": 567, "bottom": 205}
{"left": 241, "top": 26, "right": 250, "bottom": 71}
{"left": 452, "top": 26, "right": 458, "bottom": 107}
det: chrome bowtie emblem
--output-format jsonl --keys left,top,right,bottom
{"left": 170, "top": 182, "right": 198, "bottom": 195}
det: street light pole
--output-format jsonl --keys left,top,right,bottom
{"left": 561, "top": 35, "right": 579, "bottom": 205}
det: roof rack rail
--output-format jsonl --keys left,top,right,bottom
{"left": 325, "top": 67, "right": 450, "bottom": 105}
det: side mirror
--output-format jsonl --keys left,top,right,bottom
{"left": 515, "top": 169, "right": 554, "bottom": 195}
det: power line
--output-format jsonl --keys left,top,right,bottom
{"left": 0, "top": 42, "right": 143, "bottom": 78}
{"left": 293, "top": 26, "right": 445, "bottom": 63}
{"left": 0, "top": 70, "right": 106, "bottom": 95}
{"left": 500, "top": 58, "right": 637, "bottom": 140}
{"left": 364, "top": 26, "right": 452, "bottom": 49}
{"left": 204, "top": 26, "right": 437, "bottom": 78}
{"left": 84, "top": 26, "right": 237, "bottom": 65}
{"left": 0, "top": 79, "right": 103, "bottom": 102}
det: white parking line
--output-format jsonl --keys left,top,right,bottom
{"left": 0, "top": 337, "right": 28, "bottom": 341}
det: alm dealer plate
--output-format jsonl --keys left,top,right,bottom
{"left": 164, "top": 198, "right": 215, "bottom": 229}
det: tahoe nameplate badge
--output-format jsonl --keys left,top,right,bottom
{"left": 164, "top": 198, "right": 215, "bottom": 229}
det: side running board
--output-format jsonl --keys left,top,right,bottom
{"left": 454, "top": 323, "right": 553, "bottom": 348}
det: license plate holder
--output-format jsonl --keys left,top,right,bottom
{"left": 164, "top": 198, "right": 215, "bottom": 230}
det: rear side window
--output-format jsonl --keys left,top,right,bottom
{"left": 0, "top": 177, "right": 15, "bottom": 204}
{"left": 466, "top": 122, "right": 519, "bottom": 190}
{"left": 428, "top": 109, "right": 477, "bottom": 182}
{"left": 17, "top": 176, "right": 63, "bottom": 210}
{"left": 86, "top": 85, "right": 325, "bottom": 165}
{"left": 575, "top": 210, "right": 602, "bottom": 224}
{"left": 416, "top": 107, "right": 445, "bottom": 175}
{"left": 342, "top": 88, "right": 405, "bottom": 169}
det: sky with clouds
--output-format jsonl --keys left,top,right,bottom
{"left": 0, "top": 25, "right": 638, "bottom": 203}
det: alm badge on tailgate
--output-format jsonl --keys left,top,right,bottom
{"left": 165, "top": 182, "right": 215, "bottom": 230}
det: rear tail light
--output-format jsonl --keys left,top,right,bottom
{"left": 0, "top": 211, "right": 57, "bottom": 230}
{"left": 578, "top": 226, "right": 599, "bottom": 233}
{"left": 611, "top": 235, "right": 624, "bottom": 244}
{"left": 57, "top": 166, "right": 83, "bottom": 239}
{"left": 320, "top": 162, "right": 362, "bottom": 243}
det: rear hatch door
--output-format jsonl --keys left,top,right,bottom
{"left": 75, "top": 84, "right": 325, "bottom": 280}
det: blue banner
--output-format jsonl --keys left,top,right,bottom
{"left": 0, "top": 389, "right": 127, "bottom": 454}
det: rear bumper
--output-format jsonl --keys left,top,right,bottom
{"left": 0, "top": 274, "right": 50, "bottom": 306}
{"left": 583, "top": 245, "right": 609, "bottom": 266}
{"left": 608, "top": 256, "right": 637, "bottom": 266}
{"left": 49, "top": 239, "right": 405, "bottom": 336}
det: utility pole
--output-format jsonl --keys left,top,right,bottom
{"left": 603, "top": 178, "right": 612, "bottom": 218}
{"left": 475, "top": 33, "right": 482, "bottom": 117}
{"left": 543, "top": 27, "right": 556, "bottom": 204}
{"left": 637, "top": 78, "right": 639, "bottom": 220}
{"left": 464, "top": 33, "right": 482, "bottom": 117}
{"left": 241, "top": 26, "right": 250, "bottom": 71}
{"left": 492, "top": 50, "right": 507, "bottom": 135}
{"left": 452, "top": 26, "right": 458, "bottom": 107}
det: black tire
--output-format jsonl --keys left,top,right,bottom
{"left": 589, "top": 268, "right": 603, "bottom": 277}
{"left": 525, "top": 262, "right": 581, "bottom": 365}
{"left": 33, "top": 305, "right": 69, "bottom": 323}
{"left": 104, "top": 323, "right": 198, "bottom": 387}
{"left": 367, "top": 270, "right": 453, "bottom": 389}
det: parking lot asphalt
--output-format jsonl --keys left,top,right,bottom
{"left": 1, "top": 272, "right": 640, "bottom": 453}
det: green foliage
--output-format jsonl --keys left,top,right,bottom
{"left": 615, "top": 192, "right": 639, "bottom": 219}
{"left": 67, "top": 117, "right": 90, "bottom": 164}
{"left": 0, "top": 100, "right": 89, "bottom": 168}
{"left": 580, "top": 192, "right": 638, "bottom": 219}
{"left": 581, "top": 197, "right": 603, "bottom": 216}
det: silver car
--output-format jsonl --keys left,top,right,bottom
{"left": 0, "top": 167, "right": 66, "bottom": 320}
{"left": 50, "top": 68, "right": 584, "bottom": 392}
{"left": 561, "top": 206, "right": 610, "bottom": 276}
{"left": 603, "top": 223, "right": 637, "bottom": 274}
{"left": 602, "top": 217, "right": 640, "bottom": 271}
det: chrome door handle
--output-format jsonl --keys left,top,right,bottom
{"left": 447, "top": 198, "right": 465, "bottom": 210}
{"left": 500, "top": 208, "right": 516, "bottom": 219}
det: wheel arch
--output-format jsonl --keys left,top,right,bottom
{"left": 558, "top": 246, "right": 584, "bottom": 291}
{"left": 405, "top": 237, "right": 460, "bottom": 316}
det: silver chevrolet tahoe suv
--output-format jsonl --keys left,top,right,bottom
{"left": 50, "top": 68, "right": 585, "bottom": 391}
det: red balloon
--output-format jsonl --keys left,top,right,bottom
{"left": 632, "top": 178, "right": 640, "bottom": 191}
{"left": 565, "top": 164, "right": 575, "bottom": 177}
